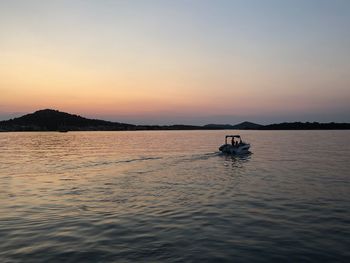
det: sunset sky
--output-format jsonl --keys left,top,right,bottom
{"left": 1, "top": 0, "right": 349, "bottom": 124}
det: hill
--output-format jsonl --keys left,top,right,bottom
{"left": 232, "top": 121, "right": 263, "bottom": 129}
{"left": 261, "top": 122, "right": 350, "bottom": 130}
{"left": 0, "top": 109, "right": 135, "bottom": 131}
{"left": 204, "top": 121, "right": 263, "bottom": 130}
{"left": 0, "top": 109, "right": 349, "bottom": 131}
{"left": 0, "top": 109, "right": 202, "bottom": 131}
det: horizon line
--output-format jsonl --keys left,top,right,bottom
{"left": 1, "top": 108, "right": 349, "bottom": 127}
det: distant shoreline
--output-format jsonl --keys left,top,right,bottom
{"left": 1, "top": 109, "right": 349, "bottom": 132}
{"left": 1, "top": 129, "right": 350, "bottom": 133}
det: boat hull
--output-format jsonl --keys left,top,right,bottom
{"left": 219, "top": 144, "right": 250, "bottom": 154}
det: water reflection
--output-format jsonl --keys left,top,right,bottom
{"left": 0, "top": 131, "right": 349, "bottom": 262}
{"left": 220, "top": 152, "right": 252, "bottom": 168}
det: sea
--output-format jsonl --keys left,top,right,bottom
{"left": 0, "top": 130, "right": 349, "bottom": 262}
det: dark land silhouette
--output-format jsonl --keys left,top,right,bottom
{"left": 204, "top": 122, "right": 263, "bottom": 130}
{"left": 0, "top": 109, "right": 349, "bottom": 132}
{"left": 261, "top": 122, "right": 350, "bottom": 130}
{"left": 0, "top": 109, "right": 200, "bottom": 131}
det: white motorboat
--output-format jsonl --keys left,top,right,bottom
{"left": 219, "top": 135, "right": 250, "bottom": 154}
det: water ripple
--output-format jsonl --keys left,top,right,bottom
{"left": 0, "top": 131, "right": 350, "bottom": 262}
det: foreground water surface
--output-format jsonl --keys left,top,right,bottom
{"left": 0, "top": 130, "right": 349, "bottom": 262}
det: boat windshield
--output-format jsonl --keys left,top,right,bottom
{"left": 225, "top": 135, "right": 241, "bottom": 144}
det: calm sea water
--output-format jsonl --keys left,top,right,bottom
{"left": 0, "top": 130, "right": 349, "bottom": 262}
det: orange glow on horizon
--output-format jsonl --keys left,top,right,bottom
{"left": 1, "top": 1, "right": 349, "bottom": 123}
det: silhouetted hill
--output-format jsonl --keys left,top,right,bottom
{"left": 232, "top": 121, "right": 263, "bottom": 129}
{"left": 204, "top": 121, "right": 262, "bottom": 129}
{"left": 0, "top": 109, "right": 349, "bottom": 131}
{"left": 204, "top": 124, "right": 235, "bottom": 129}
{"left": 261, "top": 122, "right": 350, "bottom": 130}
{"left": 0, "top": 109, "right": 202, "bottom": 131}
{"left": 0, "top": 109, "right": 135, "bottom": 131}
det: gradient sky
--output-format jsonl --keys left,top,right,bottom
{"left": 1, "top": 0, "right": 349, "bottom": 124}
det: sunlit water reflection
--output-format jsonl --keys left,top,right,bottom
{"left": 0, "top": 130, "right": 349, "bottom": 262}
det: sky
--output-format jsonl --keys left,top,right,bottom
{"left": 0, "top": 0, "right": 349, "bottom": 125}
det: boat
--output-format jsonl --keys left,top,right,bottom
{"left": 219, "top": 135, "right": 250, "bottom": 154}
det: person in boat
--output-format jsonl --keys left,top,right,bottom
{"left": 239, "top": 138, "right": 243, "bottom": 145}
{"left": 231, "top": 138, "right": 235, "bottom": 146}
